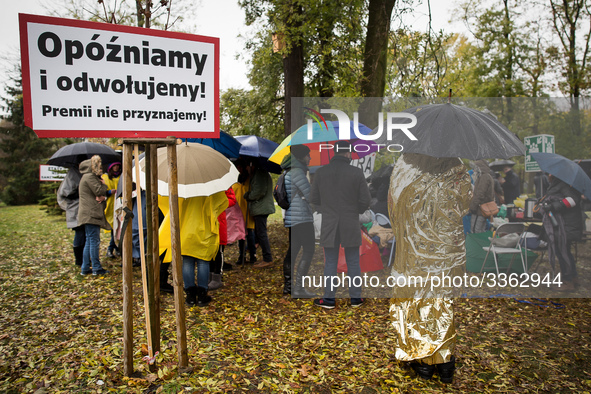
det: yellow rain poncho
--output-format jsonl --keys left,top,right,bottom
{"left": 233, "top": 180, "right": 255, "bottom": 230}
{"left": 388, "top": 153, "right": 472, "bottom": 365}
{"left": 158, "top": 191, "right": 229, "bottom": 263}
{"left": 101, "top": 173, "right": 120, "bottom": 229}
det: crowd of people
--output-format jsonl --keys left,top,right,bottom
{"left": 55, "top": 144, "right": 588, "bottom": 385}
{"left": 468, "top": 160, "right": 586, "bottom": 292}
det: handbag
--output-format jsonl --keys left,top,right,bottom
{"left": 480, "top": 201, "right": 499, "bottom": 218}
{"left": 335, "top": 231, "right": 384, "bottom": 273}
{"left": 225, "top": 203, "right": 246, "bottom": 244}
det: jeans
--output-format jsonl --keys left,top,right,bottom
{"left": 182, "top": 255, "right": 210, "bottom": 290}
{"left": 82, "top": 224, "right": 103, "bottom": 273}
{"left": 254, "top": 215, "right": 272, "bottom": 262}
{"left": 323, "top": 245, "right": 362, "bottom": 303}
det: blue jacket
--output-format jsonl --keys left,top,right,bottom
{"left": 283, "top": 155, "right": 313, "bottom": 227}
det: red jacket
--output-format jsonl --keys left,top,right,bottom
{"left": 218, "top": 187, "right": 236, "bottom": 245}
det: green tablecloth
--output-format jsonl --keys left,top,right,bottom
{"left": 465, "top": 231, "right": 539, "bottom": 274}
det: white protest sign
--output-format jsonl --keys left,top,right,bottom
{"left": 19, "top": 14, "right": 219, "bottom": 138}
{"left": 351, "top": 152, "right": 376, "bottom": 179}
{"left": 39, "top": 165, "right": 67, "bottom": 181}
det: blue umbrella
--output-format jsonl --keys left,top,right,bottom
{"left": 235, "top": 135, "right": 282, "bottom": 174}
{"left": 182, "top": 130, "right": 242, "bottom": 159}
{"left": 235, "top": 135, "right": 279, "bottom": 158}
{"left": 531, "top": 152, "right": 591, "bottom": 197}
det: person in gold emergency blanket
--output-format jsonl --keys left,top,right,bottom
{"left": 388, "top": 153, "right": 472, "bottom": 383}
{"left": 158, "top": 192, "right": 229, "bottom": 307}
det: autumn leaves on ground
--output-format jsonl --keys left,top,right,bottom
{"left": 1, "top": 205, "right": 591, "bottom": 393}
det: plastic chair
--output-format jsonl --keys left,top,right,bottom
{"left": 480, "top": 222, "right": 528, "bottom": 275}
{"left": 386, "top": 237, "right": 396, "bottom": 267}
{"left": 375, "top": 213, "right": 391, "bottom": 228}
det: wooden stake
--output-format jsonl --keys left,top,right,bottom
{"left": 144, "top": 145, "right": 159, "bottom": 367}
{"left": 134, "top": 145, "right": 153, "bottom": 359}
{"left": 167, "top": 142, "right": 188, "bottom": 367}
{"left": 150, "top": 145, "right": 161, "bottom": 353}
{"left": 122, "top": 144, "right": 134, "bottom": 376}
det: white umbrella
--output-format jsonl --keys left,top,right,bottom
{"left": 133, "top": 142, "right": 239, "bottom": 198}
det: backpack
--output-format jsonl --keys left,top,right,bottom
{"left": 273, "top": 171, "right": 290, "bottom": 210}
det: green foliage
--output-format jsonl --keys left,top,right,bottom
{"left": 220, "top": 30, "right": 285, "bottom": 142}
{"left": 548, "top": 0, "right": 591, "bottom": 98}
{"left": 386, "top": 28, "right": 461, "bottom": 97}
{"left": 237, "top": 0, "right": 367, "bottom": 139}
{"left": 0, "top": 73, "right": 61, "bottom": 206}
{"left": 38, "top": 182, "right": 63, "bottom": 216}
{"left": 457, "top": 0, "right": 526, "bottom": 98}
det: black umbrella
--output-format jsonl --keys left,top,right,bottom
{"left": 375, "top": 103, "right": 525, "bottom": 160}
{"left": 47, "top": 142, "right": 121, "bottom": 168}
{"left": 489, "top": 159, "right": 516, "bottom": 172}
{"left": 235, "top": 135, "right": 282, "bottom": 174}
{"left": 532, "top": 152, "right": 591, "bottom": 197}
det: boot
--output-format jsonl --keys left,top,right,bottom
{"left": 160, "top": 262, "right": 174, "bottom": 294}
{"left": 292, "top": 276, "right": 316, "bottom": 298}
{"left": 196, "top": 287, "right": 212, "bottom": 307}
{"left": 236, "top": 240, "right": 246, "bottom": 266}
{"left": 292, "top": 257, "right": 315, "bottom": 298}
{"left": 283, "top": 257, "right": 291, "bottom": 295}
{"left": 208, "top": 273, "right": 224, "bottom": 291}
{"left": 73, "top": 246, "right": 84, "bottom": 266}
{"left": 436, "top": 356, "right": 455, "bottom": 383}
{"left": 411, "top": 362, "right": 435, "bottom": 380}
{"left": 185, "top": 286, "right": 198, "bottom": 306}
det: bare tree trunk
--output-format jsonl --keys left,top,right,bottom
{"left": 136, "top": 0, "right": 145, "bottom": 27}
{"left": 502, "top": 0, "right": 514, "bottom": 124}
{"left": 282, "top": 2, "right": 305, "bottom": 137}
{"left": 145, "top": 0, "right": 152, "bottom": 28}
{"left": 317, "top": 12, "right": 337, "bottom": 98}
{"left": 359, "top": 0, "right": 396, "bottom": 129}
{"left": 550, "top": 0, "right": 591, "bottom": 135}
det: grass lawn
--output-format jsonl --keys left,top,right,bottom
{"left": 0, "top": 205, "right": 591, "bottom": 393}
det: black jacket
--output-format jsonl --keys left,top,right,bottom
{"left": 545, "top": 178, "right": 584, "bottom": 242}
{"left": 310, "top": 155, "right": 371, "bottom": 248}
{"left": 502, "top": 170, "right": 521, "bottom": 205}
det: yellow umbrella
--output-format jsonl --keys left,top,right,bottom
{"left": 269, "top": 121, "right": 338, "bottom": 165}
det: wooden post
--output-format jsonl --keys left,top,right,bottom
{"left": 134, "top": 145, "right": 154, "bottom": 360}
{"left": 167, "top": 142, "right": 189, "bottom": 367}
{"left": 119, "top": 137, "right": 184, "bottom": 372}
{"left": 150, "top": 145, "right": 161, "bottom": 353}
{"left": 144, "top": 145, "right": 159, "bottom": 363}
{"left": 122, "top": 144, "right": 134, "bottom": 376}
